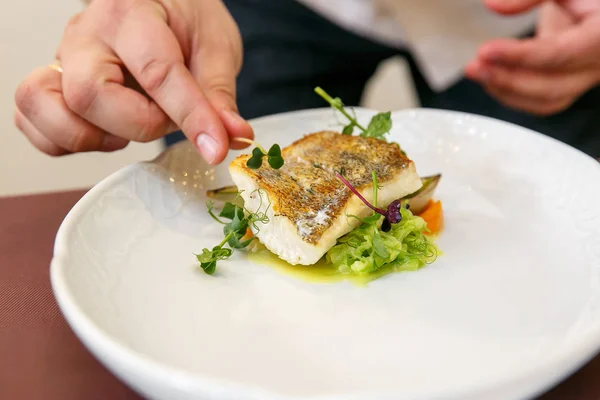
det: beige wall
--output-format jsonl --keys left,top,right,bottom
{"left": 0, "top": 2, "right": 416, "bottom": 197}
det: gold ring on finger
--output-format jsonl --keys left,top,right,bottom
{"left": 48, "top": 61, "right": 63, "bottom": 73}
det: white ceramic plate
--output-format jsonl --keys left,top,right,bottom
{"left": 51, "top": 108, "right": 600, "bottom": 400}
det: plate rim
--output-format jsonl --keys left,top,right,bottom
{"left": 50, "top": 107, "right": 600, "bottom": 400}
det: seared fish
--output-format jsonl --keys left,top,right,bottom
{"left": 229, "top": 131, "right": 422, "bottom": 265}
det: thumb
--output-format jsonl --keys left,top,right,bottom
{"left": 191, "top": 51, "right": 254, "bottom": 151}
{"left": 485, "top": 0, "right": 546, "bottom": 15}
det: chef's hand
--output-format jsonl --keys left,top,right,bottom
{"left": 14, "top": 0, "right": 252, "bottom": 164}
{"left": 466, "top": 0, "right": 600, "bottom": 116}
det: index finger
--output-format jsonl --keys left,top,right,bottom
{"left": 106, "top": 2, "right": 229, "bottom": 164}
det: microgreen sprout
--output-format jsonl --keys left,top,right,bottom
{"left": 196, "top": 190, "right": 271, "bottom": 274}
{"left": 314, "top": 86, "right": 407, "bottom": 156}
{"left": 234, "top": 138, "right": 284, "bottom": 170}
{"left": 335, "top": 171, "right": 402, "bottom": 232}
{"left": 314, "top": 87, "right": 367, "bottom": 135}
{"left": 314, "top": 87, "right": 391, "bottom": 140}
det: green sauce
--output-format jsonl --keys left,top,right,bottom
{"left": 247, "top": 244, "right": 399, "bottom": 287}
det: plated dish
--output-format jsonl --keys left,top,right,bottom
{"left": 51, "top": 105, "right": 600, "bottom": 400}
{"left": 198, "top": 88, "right": 442, "bottom": 284}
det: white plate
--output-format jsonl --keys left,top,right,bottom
{"left": 51, "top": 108, "right": 600, "bottom": 400}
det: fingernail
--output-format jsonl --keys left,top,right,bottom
{"left": 196, "top": 133, "right": 218, "bottom": 164}
{"left": 101, "top": 134, "right": 128, "bottom": 151}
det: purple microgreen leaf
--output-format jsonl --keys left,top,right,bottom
{"left": 385, "top": 199, "right": 403, "bottom": 224}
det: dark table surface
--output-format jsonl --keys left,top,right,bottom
{"left": 1, "top": 189, "right": 599, "bottom": 400}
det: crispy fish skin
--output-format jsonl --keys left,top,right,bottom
{"left": 229, "top": 131, "right": 422, "bottom": 265}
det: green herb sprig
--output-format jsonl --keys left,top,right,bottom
{"left": 314, "top": 87, "right": 392, "bottom": 140}
{"left": 196, "top": 190, "right": 270, "bottom": 274}
{"left": 234, "top": 138, "right": 284, "bottom": 170}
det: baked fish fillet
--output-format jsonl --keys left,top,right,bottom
{"left": 229, "top": 131, "right": 422, "bottom": 265}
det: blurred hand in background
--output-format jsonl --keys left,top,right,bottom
{"left": 467, "top": 0, "right": 600, "bottom": 116}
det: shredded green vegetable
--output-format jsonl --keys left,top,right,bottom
{"left": 326, "top": 172, "right": 440, "bottom": 275}
{"left": 326, "top": 208, "right": 439, "bottom": 274}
